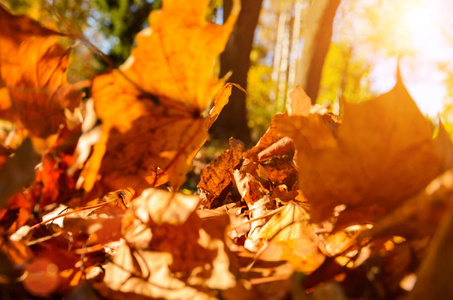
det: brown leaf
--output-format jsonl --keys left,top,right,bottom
{"left": 145, "top": 167, "right": 169, "bottom": 187}
{"left": 278, "top": 78, "right": 450, "bottom": 223}
{"left": 360, "top": 167, "right": 453, "bottom": 240}
{"left": 259, "top": 156, "right": 298, "bottom": 190}
{"left": 405, "top": 206, "right": 453, "bottom": 299}
{"left": 198, "top": 138, "right": 244, "bottom": 208}
{"left": 27, "top": 233, "right": 102, "bottom": 296}
{"left": 257, "top": 136, "right": 294, "bottom": 162}
{"left": 63, "top": 214, "right": 123, "bottom": 248}
{"left": 233, "top": 169, "right": 268, "bottom": 207}
{"left": 0, "top": 139, "right": 40, "bottom": 207}
{"left": 244, "top": 114, "right": 286, "bottom": 162}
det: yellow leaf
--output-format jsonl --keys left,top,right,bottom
{"left": 83, "top": 0, "right": 240, "bottom": 192}
{"left": 258, "top": 201, "right": 325, "bottom": 273}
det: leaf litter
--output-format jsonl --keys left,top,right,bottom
{"left": 1, "top": 1, "right": 453, "bottom": 299}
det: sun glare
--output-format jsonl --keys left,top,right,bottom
{"left": 400, "top": 3, "right": 438, "bottom": 55}
{"left": 379, "top": 0, "right": 451, "bottom": 117}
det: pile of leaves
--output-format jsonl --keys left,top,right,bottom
{"left": 1, "top": 1, "right": 453, "bottom": 299}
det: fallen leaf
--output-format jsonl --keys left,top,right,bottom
{"left": 233, "top": 169, "right": 274, "bottom": 251}
{"left": 258, "top": 201, "right": 325, "bottom": 273}
{"left": 286, "top": 85, "right": 311, "bottom": 117}
{"left": 256, "top": 136, "right": 295, "bottom": 162}
{"left": 104, "top": 188, "right": 236, "bottom": 299}
{"left": 145, "top": 167, "right": 169, "bottom": 187}
{"left": 0, "top": 6, "right": 83, "bottom": 140}
{"left": 63, "top": 214, "right": 123, "bottom": 248}
{"left": 259, "top": 156, "right": 297, "bottom": 190}
{"left": 233, "top": 169, "right": 268, "bottom": 206}
{"left": 82, "top": 0, "right": 240, "bottom": 192}
{"left": 404, "top": 206, "right": 453, "bottom": 300}
{"left": 278, "top": 76, "right": 451, "bottom": 223}
{"left": 360, "top": 167, "right": 453, "bottom": 240}
{"left": 198, "top": 138, "right": 244, "bottom": 208}
{"left": 0, "top": 5, "right": 60, "bottom": 70}
{"left": 244, "top": 114, "right": 287, "bottom": 162}
{"left": 0, "top": 139, "right": 40, "bottom": 207}
{"left": 27, "top": 232, "right": 102, "bottom": 296}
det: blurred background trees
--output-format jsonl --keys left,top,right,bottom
{"left": 3, "top": 0, "right": 453, "bottom": 143}
{"left": 210, "top": 0, "right": 263, "bottom": 145}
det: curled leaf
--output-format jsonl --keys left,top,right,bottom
{"left": 104, "top": 188, "right": 236, "bottom": 299}
{"left": 198, "top": 138, "right": 244, "bottom": 208}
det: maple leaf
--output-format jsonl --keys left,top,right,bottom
{"left": 277, "top": 77, "right": 453, "bottom": 224}
{"left": 0, "top": 6, "right": 84, "bottom": 141}
{"left": 0, "top": 4, "right": 59, "bottom": 66}
{"left": 361, "top": 155, "right": 453, "bottom": 240}
{"left": 82, "top": 0, "right": 240, "bottom": 192}
{"left": 102, "top": 188, "right": 236, "bottom": 299}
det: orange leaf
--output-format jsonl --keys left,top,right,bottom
{"left": 258, "top": 201, "right": 325, "bottom": 273}
{"left": 277, "top": 77, "right": 453, "bottom": 223}
{"left": 0, "top": 5, "right": 60, "bottom": 68}
{"left": 82, "top": 0, "right": 239, "bottom": 192}
{"left": 0, "top": 6, "right": 83, "bottom": 140}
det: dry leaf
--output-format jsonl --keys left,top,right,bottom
{"left": 244, "top": 114, "right": 286, "bottom": 162}
{"left": 82, "top": 0, "right": 240, "bottom": 192}
{"left": 104, "top": 188, "right": 236, "bottom": 299}
{"left": 258, "top": 201, "right": 325, "bottom": 273}
{"left": 286, "top": 85, "right": 311, "bottom": 117}
{"left": 0, "top": 139, "right": 40, "bottom": 207}
{"left": 0, "top": 6, "right": 83, "bottom": 140}
{"left": 198, "top": 138, "right": 244, "bottom": 208}
{"left": 0, "top": 4, "right": 60, "bottom": 70}
{"left": 405, "top": 206, "right": 453, "bottom": 300}
{"left": 278, "top": 77, "right": 450, "bottom": 223}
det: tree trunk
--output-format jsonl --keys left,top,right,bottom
{"left": 295, "top": 0, "right": 341, "bottom": 103}
{"left": 210, "top": 0, "right": 263, "bottom": 145}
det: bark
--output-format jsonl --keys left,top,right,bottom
{"left": 210, "top": 0, "right": 263, "bottom": 145}
{"left": 295, "top": 0, "right": 341, "bottom": 103}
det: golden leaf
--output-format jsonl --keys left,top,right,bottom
{"left": 83, "top": 0, "right": 240, "bottom": 192}
{"left": 0, "top": 6, "right": 83, "bottom": 139}
{"left": 278, "top": 78, "right": 453, "bottom": 223}
{"left": 258, "top": 201, "right": 325, "bottom": 273}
